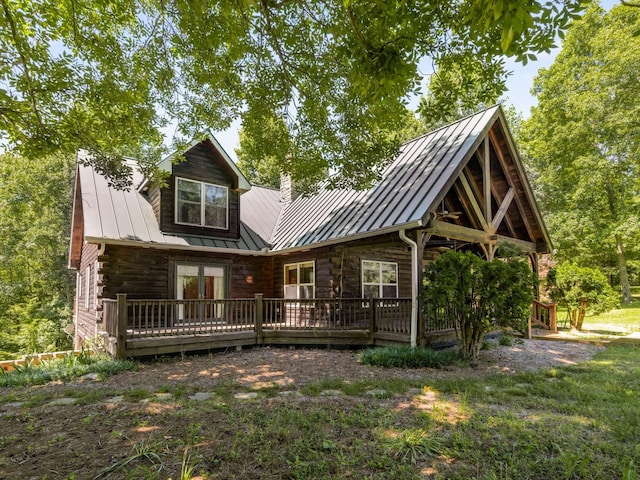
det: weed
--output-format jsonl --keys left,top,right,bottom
{"left": 179, "top": 447, "right": 198, "bottom": 480}
{"left": 499, "top": 332, "right": 514, "bottom": 346}
{"left": 384, "top": 429, "right": 444, "bottom": 464}
{"left": 93, "top": 440, "right": 164, "bottom": 479}
{"left": 123, "top": 388, "right": 150, "bottom": 402}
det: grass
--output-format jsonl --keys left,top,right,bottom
{"left": 0, "top": 352, "right": 138, "bottom": 388}
{"left": 1, "top": 345, "right": 639, "bottom": 478}
{"left": 555, "top": 287, "right": 640, "bottom": 337}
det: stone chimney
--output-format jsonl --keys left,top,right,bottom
{"left": 280, "top": 173, "right": 298, "bottom": 204}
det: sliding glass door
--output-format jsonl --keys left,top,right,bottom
{"left": 176, "top": 264, "right": 225, "bottom": 322}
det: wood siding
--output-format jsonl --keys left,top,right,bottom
{"left": 99, "top": 245, "right": 274, "bottom": 301}
{"left": 75, "top": 242, "right": 100, "bottom": 347}
{"left": 159, "top": 142, "right": 241, "bottom": 239}
{"left": 272, "top": 234, "right": 412, "bottom": 299}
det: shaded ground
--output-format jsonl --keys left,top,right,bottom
{"left": 0, "top": 340, "right": 603, "bottom": 479}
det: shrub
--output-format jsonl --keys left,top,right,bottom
{"left": 547, "top": 263, "right": 619, "bottom": 330}
{"left": 358, "top": 345, "right": 459, "bottom": 368}
{"left": 422, "top": 250, "right": 535, "bottom": 361}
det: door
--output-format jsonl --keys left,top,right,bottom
{"left": 176, "top": 264, "right": 225, "bottom": 322}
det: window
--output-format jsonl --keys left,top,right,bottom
{"left": 175, "top": 177, "right": 228, "bottom": 229}
{"left": 284, "top": 261, "right": 315, "bottom": 299}
{"left": 362, "top": 260, "right": 398, "bottom": 299}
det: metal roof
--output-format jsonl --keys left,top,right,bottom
{"left": 239, "top": 186, "right": 283, "bottom": 244}
{"left": 74, "top": 106, "right": 547, "bottom": 256}
{"left": 270, "top": 106, "right": 499, "bottom": 250}
{"left": 78, "top": 162, "right": 268, "bottom": 252}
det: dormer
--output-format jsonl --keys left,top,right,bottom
{"left": 145, "top": 134, "right": 251, "bottom": 240}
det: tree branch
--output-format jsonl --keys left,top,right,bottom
{"left": 1, "top": 0, "right": 43, "bottom": 128}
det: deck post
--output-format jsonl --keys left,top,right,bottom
{"left": 549, "top": 303, "right": 557, "bottom": 333}
{"left": 369, "top": 299, "right": 376, "bottom": 344}
{"left": 116, "top": 294, "right": 127, "bottom": 359}
{"left": 255, "top": 294, "right": 263, "bottom": 345}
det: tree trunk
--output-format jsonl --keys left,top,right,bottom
{"left": 616, "top": 235, "right": 633, "bottom": 304}
{"left": 569, "top": 308, "right": 578, "bottom": 331}
{"left": 576, "top": 300, "right": 587, "bottom": 331}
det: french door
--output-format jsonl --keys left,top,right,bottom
{"left": 176, "top": 264, "right": 225, "bottom": 321}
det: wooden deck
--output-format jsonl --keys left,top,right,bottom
{"left": 100, "top": 295, "right": 555, "bottom": 358}
{"left": 100, "top": 295, "right": 447, "bottom": 358}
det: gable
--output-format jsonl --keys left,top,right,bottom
{"left": 269, "top": 106, "right": 551, "bottom": 254}
{"left": 157, "top": 140, "right": 243, "bottom": 239}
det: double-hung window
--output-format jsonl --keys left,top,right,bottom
{"left": 362, "top": 260, "right": 398, "bottom": 299}
{"left": 176, "top": 177, "right": 228, "bottom": 229}
{"left": 284, "top": 261, "right": 315, "bottom": 299}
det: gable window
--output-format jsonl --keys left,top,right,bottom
{"left": 176, "top": 177, "right": 228, "bottom": 229}
{"left": 362, "top": 260, "right": 398, "bottom": 298}
{"left": 284, "top": 261, "right": 314, "bottom": 299}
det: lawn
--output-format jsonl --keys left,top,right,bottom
{"left": 1, "top": 344, "right": 639, "bottom": 479}
{"left": 555, "top": 286, "right": 640, "bottom": 336}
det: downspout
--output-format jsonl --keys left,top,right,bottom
{"left": 399, "top": 229, "right": 418, "bottom": 347}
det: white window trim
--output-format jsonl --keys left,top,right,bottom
{"left": 85, "top": 265, "right": 91, "bottom": 310}
{"left": 174, "top": 177, "right": 229, "bottom": 229}
{"left": 361, "top": 260, "right": 398, "bottom": 299}
{"left": 284, "top": 261, "right": 315, "bottom": 300}
{"left": 93, "top": 260, "right": 99, "bottom": 312}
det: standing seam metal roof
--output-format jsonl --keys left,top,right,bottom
{"left": 269, "top": 107, "right": 500, "bottom": 250}
{"left": 78, "top": 161, "right": 269, "bottom": 252}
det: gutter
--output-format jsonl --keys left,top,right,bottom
{"left": 399, "top": 228, "right": 419, "bottom": 348}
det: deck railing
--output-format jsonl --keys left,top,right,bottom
{"left": 103, "top": 294, "right": 414, "bottom": 352}
{"left": 531, "top": 300, "right": 557, "bottom": 333}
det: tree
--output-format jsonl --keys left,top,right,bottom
{"left": 1, "top": 0, "right": 583, "bottom": 190}
{"left": 520, "top": 5, "right": 640, "bottom": 303}
{"left": 0, "top": 153, "right": 75, "bottom": 358}
{"left": 547, "top": 263, "right": 619, "bottom": 331}
{"left": 422, "top": 250, "right": 535, "bottom": 361}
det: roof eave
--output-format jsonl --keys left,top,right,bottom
{"left": 84, "top": 236, "right": 267, "bottom": 256}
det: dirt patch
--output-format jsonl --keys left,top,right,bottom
{"left": 0, "top": 340, "right": 603, "bottom": 479}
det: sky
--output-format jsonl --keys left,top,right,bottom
{"left": 211, "top": 0, "right": 617, "bottom": 163}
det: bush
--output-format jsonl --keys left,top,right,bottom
{"left": 547, "top": 263, "right": 619, "bottom": 330}
{"left": 358, "top": 346, "right": 460, "bottom": 368}
{"left": 422, "top": 250, "right": 535, "bottom": 361}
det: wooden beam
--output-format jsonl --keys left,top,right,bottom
{"left": 458, "top": 172, "right": 488, "bottom": 230}
{"left": 483, "top": 137, "right": 492, "bottom": 224}
{"left": 491, "top": 187, "right": 515, "bottom": 231}
{"left": 488, "top": 129, "right": 536, "bottom": 241}
{"left": 490, "top": 183, "right": 518, "bottom": 238}
{"left": 426, "top": 219, "right": 538, "bottom": 252}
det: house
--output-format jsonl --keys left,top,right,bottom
{"left": 68, "top": 106, "right": 552, "bottom": 358}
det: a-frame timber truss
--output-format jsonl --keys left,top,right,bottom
{"left": 422, "top": 115, "right": 550, "bottom": 261}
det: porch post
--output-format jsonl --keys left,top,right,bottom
{"left": 116, "top": 294, "right": 127, "bottom": 359}
{"left": 399, "top": 229, "right": 418, "bottom": 347}
{"left": 254, "top": 293, "right": 263, "bottom": 345}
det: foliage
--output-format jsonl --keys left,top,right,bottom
{"left": 547, "top": 263, "right": 619, "bottom": 331}
{"left": 520, "top": 5, "right": 640, "bottom": 303}
{"left": 358, "top": 345, "right": 460, "bottom": 369}
{"left": 0, "top": 152, "right": 76, "bottom": 358}
{"left": 1, "top": 0, "right": 584, "bottom": 190}
{"left": 0, "top": 353, "right": 138, "bottom": 388}
{"left": 422, "top": 250, "right": 535, "bottom": 360}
